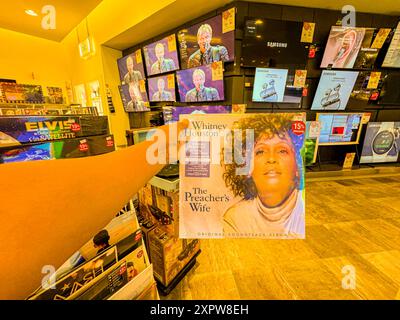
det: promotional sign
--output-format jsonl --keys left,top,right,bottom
{"left": 176, "top": 62, "right": 224, "bottom": 102}
{"left": 311, "top": 70, "right": 359, "bottom": 110}
{"left": 301, "top": 22, "right": 315, "bottom": 43}
{"left": 177, "top": 14, "right": 235, "bottom": 69}
{"left": 143, "top": 34, "right": 180, "bottom": 76}
{"left": 360, "top": 122, "right": 400, "bottom": 163}
{"left": 179, "top": 113, "right": 306, "bottom": 239}
{"left": 371, "top": 28, "right": 391, "bottom": 49}
{"left": 342, "top": 152, "right": 356, "bottom": 170}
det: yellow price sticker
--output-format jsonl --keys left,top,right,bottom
{"left": 222, "top": 8, "right": 235, "bottom": 33}
{"left": 294, "top": 70, "right": 307, "bottom": 88}
{"left": 167, "top": 74, "right": 175, "bottom": 89}
{"left": 167, "top": 35, "right": 177, "bottom": 52}
{"left": 301, "top": 22, "right": 315, "bottom": 43}
{"left": 371, "top": 28, "right": 391, "bottom": 49}
{"left": 135, "top": 49, "right": 142, "bottom": 64}
{"left": 211, "top": 61, "right": 223, "bottom": 81}
{"left": 367, "top": 72, "right": 381, "bottom": 89}
{"left": 139, "top": 80, "right": 146, "bottom": 93}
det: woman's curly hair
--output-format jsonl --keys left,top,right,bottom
{"left": 222, "top": 114, "right": 304, "bottom": 200}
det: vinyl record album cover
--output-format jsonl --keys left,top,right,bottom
{"left": 360, "top": 122, "right": 400, "bottom": 163}
{"left": 320, "top": 26, "right": 366, "bottom": 69}
{"left": 311, "top": 70, "right": 359, "bottom": 110}
{"left": 179, "top": 113, "right": 306, "bottom": 239}
{"left": 177, "top": 13, "right": 235, "bottom": 69}
{"left": 143, "top": 34, "right": 180, "bottom": 76}
{"left": 176, "top": 62, "right": 224, "bottom": 102}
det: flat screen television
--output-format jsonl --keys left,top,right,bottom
{"left": 176, "top": 61, "right": 224, "bottom": 102}
{"left": 241, "top": 18, "right": 308, "bottom": 68}
{"left": 252, "top": 68, "right": 302, "bottom": 103}
{"left": 311, "top": 70, "right": 359, "bottom": 110}
{"left": 360, "top": 122, "right": 400, "bottom": 163}
{"left": 316, "top": 113, "right": 363, "bottom": 145}
{"left": 162, "top": 105, "right": 231, "bottom": 124}
{"left": 353, "top": 28, "right": 379, "bottom": 70}
{"left": 143, "top": 34, "right": 180, "bottom": 76}
{"left": 117, "top": 49, "right": 146, "bottom": 85}
{"left": 382, "top": 22, "right": 400, "bottom": 68}
{"left": 177, "top": 12, "right": 235, "bottom": 69}
{"left": 320, "top": 26, "right": 366, "bottom": 69}
{"left": 148, "top": 74, "right": 176, "bottom": 102}
{"left": 378, "top": 72, "right": 400, "bottom": 105}
{"left": 118, "top": 83, "right": 150, "bottom": 112}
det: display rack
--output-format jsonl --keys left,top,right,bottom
{"left": 0, "top": 103, "right": 98, "bottom": 116}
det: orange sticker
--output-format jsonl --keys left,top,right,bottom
{"left": 222, "top": 8, "right": 235, "bottom": 33}
{"left": 167, "top": 34, "right": 177, "bottom": 52}
{"left": 301, "top": 22, "right": 315, "bottom": 43}
{"left": 135, "top": 50, "right": 142, "bottom": 64}
{"left": 211, "top": 61, "right": 223, "bottom": 81}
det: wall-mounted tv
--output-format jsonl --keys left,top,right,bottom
{"left": 311, "top": 70, "right": 359, "bottom": 110}
{"left": 360, "top": 122, "right": 400, "bottom": 163}
{"left": 117, "top": 49, "right": 146, "bottom": 85}
{"left": 252, "top": 68, "right": 302, "bottom": 103}
{"left": 316, "top": 113, "right": 363, "bottom": 145}
{"left": 241, "top": 18, "right": 308, "bottom": 68}
{"left": 148, "top": 74, "right": 176, "bottom": 102}
{"left": 177, "top": 13, "right": 235, "bottom": 69}
{"left": 118, "top": 83, "right": 150, "bottom": 112}
{"left": 378, "top": 72, "right": 400, "bottom": 105}
{"left": 320, "top": 26, "right": 366, "bottom": 69}
{"left": 353, "top": 28, "right": 379, "bottom": 70}
{"left": 162, "top": 105, "right": 231, "bottom": 124}
{"left": 382, "top": 22, "right": 400, "bottom": 68}
{"left": 176, "top": 61, "right": 224, "bottom": 102}
{"left": 143, "top": 34, "right": 180, "bottom": 76}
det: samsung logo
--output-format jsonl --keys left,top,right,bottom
{"left": 267, "top": 42, "right": 288, "bottom": 48}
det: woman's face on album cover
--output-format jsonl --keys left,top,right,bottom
{"left": 251, "top": 133, "right": 298, "bottom": 207}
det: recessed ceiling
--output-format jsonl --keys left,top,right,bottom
{"left": 0, "top": 0, "right": 103, "bottom": 42}
{"left": 105, "top": 0, "right": 400, "bottom": 50}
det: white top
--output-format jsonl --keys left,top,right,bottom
{"left": 223, "top": 190, "right": 305, "bottom": 239}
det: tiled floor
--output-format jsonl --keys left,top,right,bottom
{"left": 163, "top": 175, "right": 400, "bottom": 300}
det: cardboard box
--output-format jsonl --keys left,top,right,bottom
{"left": 0, "top": 134, "right": 115, "bottom": 163}
{"left": 148, "top": 226, "right": 200, "bottom": 287}
{"left": 138, "top": 181, "right": 179, "bottom": 238}
{"left": 0, "top": 115, "right": 109, "bottom": 148}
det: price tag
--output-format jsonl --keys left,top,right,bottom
{"left": 167, "top": 35, "right": 177, "bottom": 52}
{"left": 79, "top": 140, "right": 89, "bottom": 152}
{"left": 292, "top": 121, "right": 306, "bottom": 135}
{"left": 343, "top": 153, "right": 356, "bottom": 170}
{"left": 167, "top": 74, "right": 175, "bottom": 89}
{"left": 135, "top": 50, "right": 142, "bottom": 64}
{"left": 301, "top": 22, "right": 315, "bottom": 43}
{"left": 361, "top": 112, "right": 371, "bottom": 124}
{"left": 308, "top": 45, "right": 316, "bottom": 58}
{"left": 309, "top": 121, "right": 321, "bottom": 138}
{"left": 294, "top": 70, "right": 307, "bottom": 88}
{"left": 222, "top": 7, "right": 235, "bottom": 33}
{"left": 302, "top": 87, "right": 308, "bottom": 97}
{"left": 232, "top": 104, "right": 246, "bottom": 114}
{"left": 367, "top": 72, "right": 381, "bottom": 89}
{"left": 139, "top": 80, "right": 146, "bottom": 93}
{"left": 106, "top": 137, "right": 114, "bottom": 147}
{"left": 211, "top": 61, "right": 223, "bottom": 81}
{"left": 371, "top": 28, "right": 391, "bottom": 49}
{"left": 71, "top": 123, "right": 81, "bottom": 132}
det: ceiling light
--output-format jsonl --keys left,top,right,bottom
{"left": 25, "top": 9, "right": 38, "bottom": 17}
